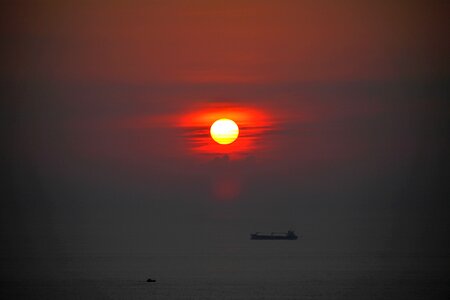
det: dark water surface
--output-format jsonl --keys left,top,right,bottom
{"left": 2, "top": 241, "right": 449, "bottom": 299}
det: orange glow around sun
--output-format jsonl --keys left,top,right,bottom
{"left": 178, "top": 103, "right": 273, "bottom": 158}
{"left": 210, "top": 118, "right": 239, "bottom": 145}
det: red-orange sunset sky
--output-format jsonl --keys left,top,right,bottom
{"left": 1, "top": 0, "right": 449, "bottom": 279}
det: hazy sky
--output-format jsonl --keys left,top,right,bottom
{"left": 1, "top": 1, "right": 449, "bottom": 278}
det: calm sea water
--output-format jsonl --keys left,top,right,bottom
{"left": 2, "top": 240, "right": 449, "bottom": 299}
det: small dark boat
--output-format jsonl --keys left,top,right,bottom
{"left": 250, "top": 230, "right": 298, "bottom": 240}
{"left": 146, "top": 278, "right": 156, "bottom": 283}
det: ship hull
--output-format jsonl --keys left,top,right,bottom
{"left": 250, "top": 234, "right": 298, "bottom": 240}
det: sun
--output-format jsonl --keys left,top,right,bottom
{"left": 210, "top": 118, "right": 239, "bottom": 145}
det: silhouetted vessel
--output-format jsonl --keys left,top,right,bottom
{"left": 250, "top": 230, "right": 298, "bottom": 240}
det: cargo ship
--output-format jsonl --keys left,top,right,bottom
{"left": 250, "top": 230, "right": 298, "bottom": 240}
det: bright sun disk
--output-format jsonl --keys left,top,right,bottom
{"left": 210, "top": 118, "right": 239, "bottom": 145}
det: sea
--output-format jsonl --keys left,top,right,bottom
{"left": 1, "top": 240, "right": 449, "bottom": 299}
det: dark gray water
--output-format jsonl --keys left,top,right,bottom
{"left": 2, "top": 240, "right": 449, "bottom": 299}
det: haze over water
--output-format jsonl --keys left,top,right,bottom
{"left": 2, "top": 238, "right": 450, "bottom": 299}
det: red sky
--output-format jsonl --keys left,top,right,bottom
{"left": 4, "top": 1, "right": 448, "bottom": 85}
{"left": 2, "top": 1, "right": 449, "bottom": 257}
